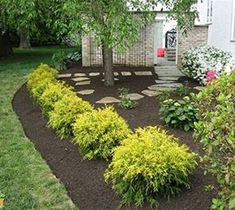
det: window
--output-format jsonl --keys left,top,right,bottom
{"left": 207, "top": 0, "right": 213, "bottom": 23}
{"left": 231, "top": 0, "right": 235, "bottom": 41}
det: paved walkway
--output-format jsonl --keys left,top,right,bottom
{"left": 154, "top": 65, "right": 184, "bottom": 77}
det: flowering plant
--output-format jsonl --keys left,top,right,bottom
{"left": 180, "top": 46, "right": 233, "bottom": 84}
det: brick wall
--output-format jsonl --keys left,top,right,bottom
{"left": 82, "top": 25, "right": 154, "bottom": 67}
{"left": 177, "top": 25, "right": 208, "bottom": 66}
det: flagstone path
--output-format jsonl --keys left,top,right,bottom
{"left": 58, "top": 67, "right": 188, "bottom": 104}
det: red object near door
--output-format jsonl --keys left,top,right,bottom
{"left": 157, "top": 48, "right": 165, "bottom": 57}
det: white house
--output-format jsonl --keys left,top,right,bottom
{"left": 196, "top": 0, "right": 235, "bottom": 58}
{"left": 82, "top": 0, "right": 235, "bottom": 67}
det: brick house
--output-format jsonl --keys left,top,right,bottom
{"left": 82, "top": 0, "right": 233, "bottom": 67}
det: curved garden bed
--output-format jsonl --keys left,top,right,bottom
{"left": 13, "top": 65, "right": 217, "bottom": 210}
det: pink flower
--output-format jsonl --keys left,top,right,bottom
{"left": 206, "top": 70, "right": 218, "bottom": 83}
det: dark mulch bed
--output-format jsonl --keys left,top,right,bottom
{"left": 13, "top": 66, "right": 217, "bottom": 210}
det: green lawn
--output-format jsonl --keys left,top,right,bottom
{"left": 0, "top": 47, "right": 78, "bottom": 210}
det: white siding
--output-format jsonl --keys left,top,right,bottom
{"left": 208, "top": 0, "right": 235, "bottom": 58}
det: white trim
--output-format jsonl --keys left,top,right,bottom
{"left": 231, "top": 0, "right": 235, "bottom": 41}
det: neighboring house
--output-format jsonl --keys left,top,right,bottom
{"left": 82, "top": 0, "right": 235, "bottom": 67}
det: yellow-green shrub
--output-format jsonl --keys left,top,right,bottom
{"left": 105, "top": 126, "right": 197, "bottom": 207}
{"left": 39, "top": 81, "right": 76, "bottom": 116}
{"left": 72, "top": 106, "right": 131, "bottom": 160}
{"left": 48, "top": 95, "right": 94, "bottom": 139}
{"left": 27, "top": 64, "right": 58, "bottom": 101}
{"left": 27, "top": 64, "right": 58, "bottom": 90}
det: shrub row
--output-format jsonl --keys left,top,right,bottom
{"left": 194, "top": 71, "right": 235, "bottom": 210}
{"left": 27, "top": 64, "right": 198, "bottom": 208}
{"left": 27, "top": 64, "right": 131, "bottom": 158}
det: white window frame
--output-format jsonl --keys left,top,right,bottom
{"left": 231, "top": 0, "right": 235, "bottom": 41}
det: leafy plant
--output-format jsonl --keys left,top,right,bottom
{"left": 159, "top": 96, "right": 199, "bottom": 131}
{"left": 118, "top": 88, "right": 137, "bottom": 109}
{"left": 105, "top": 126, "right": 197, "bottom": 208}
{"left": 67, "top": 51, "right": 81, "bottom": 62}
{"left": 72, "top": 106, "right": 131, "bottom": 160}
{"left": 48, "top": 94, "right": 94, "bottom": 139}
{"left": 27, "top": 64, "right": 58, "bottom": 101}
{"left": 194, "top": 71, "right": 235, "bottom": 210}
{"left": 38, "top": 81, "right": 76, "bottom": 116}
{"left": 180, "top": 45, "right": 233, "bottom": 84}
{"left": 51, "top": 50, "right": 67, "bottom": 71}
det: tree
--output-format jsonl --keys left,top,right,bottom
{"left": 0, "top": 0, "right": 69, "bottom": 54}
{"left": 62, "top": 0, "right": 198, "bottom": 86}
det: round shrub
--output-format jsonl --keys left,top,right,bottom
{"left": 180, "top": 46, "right": 232, "bottom": 84}
{"left": 38, "top": 81, "right": 76, "bottom": 116}
{"left": 27, "top": 64, "right": 58, "bottom": 101}
{"left": 194, "top": 71, "right": 235, "bottom": 209}
{"left": 159, "top": 96, "right": 199, "bottom": 131}
{"left": 48, "top": 95, "right": 94, "bottom": 139}
{"left": 27, "top": 64, "right": 58, "bottom": 90}
{"left": 72, "top": 106, "right": 131, "bottom": 160}
{"left": 105, "top": 126, "right": 197, "bottom": 207}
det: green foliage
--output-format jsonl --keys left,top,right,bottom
{"left": 160, "top": 96, "right": 199, "bottom": 131}
{"left": 73, "top": 106, "right": 131, "bottom": 160}
{"left": 27, "top": 64, "right": 58, "bottom": 101}
{"left": 39, "top": 81, "right": 76, "bottom": 116}
{"left": 51, "top": 50, "right": 67, "bottom": 71}
{"left": 105, "top": 126, "right": 197, "bottom": 207}
{"left": 62, "top": 0, "right": 198, "bottom": 50}
{"left": 52, "top": 50, "right": 81, "bottom": 71}
{"left": 159, "top": 85, "right": 192, "bottom": 103}
{"left": 194, "top": 71, "right": 235, "bottom": 210}
{"left": 118, "top": 88, "right": 137, "bottom": 109}
{"left": 48, "top": 95, "right": 94, "bottom": 139}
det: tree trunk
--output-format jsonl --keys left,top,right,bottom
{"left": 0, "top": 30, "right": 13, "bottom": 57}
{"left": 19, "top": 30, "right": 31, "bottom": 49}
{"left": 102, "top": 43, "right": 114, "bottom": 86}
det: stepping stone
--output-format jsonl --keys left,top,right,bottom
{"left": 121, "top": 71, "right": 132, "bottom": 76}
{"left": 194, "top": 86, "right": 204, "bottom": 91}
{"left": 148, "top": 84, "right": 176, "bottom": 91}
{"left": 155, "top": 80, "right": 175, "bottom": 84}
{"left": 72, "top": 77, "right": 90, "bottom": 82}
{"left": 155, "top": 83, "right": 183, "bottom": 88}
{"left": 96, "top": 97, "right": 120, "bottom": 104}
{"left": 77, "top": 89, "right": 95, "bottom": 95}
{"left": 114, "top": 72, "right": 119, "bottom": 76}
{"left": 135, "top": 71, "right": 152, "bottom": 76}
{"left": 158, "top": 76, "right": 180, "bottom": 81}
{"left": 75, "top": 81, "right": 91, "bottom": 86}
{"left": 141, "top": 90, "right": 162, "bottom": 97}
{"left": 58, "top": 73, "right": 72, "bottom": 78}
{"left": 74, "top": 73, "right": 86, "bottom": 77}
{"left": 127, "top": 93, "right": 144, "bottom": 101}
{"left": 89, "top": 72, "right": 100, "bottom": 76}
{"left": 102, "top": 78, "right": 119, "bottom": 82}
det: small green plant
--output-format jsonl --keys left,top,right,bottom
{"left": 176, "top": 85, "right": 192, "bottom": 96}
{"left": 72, "top": 106, "right": 131, "bottom": 159}
{"left": 159, "top": 96, "right": 199, "bottom": 131}
{"left": 48, "top": 94, "right": 94, "bottom": 139}
{"left": 51, "top": 50, "right": 67, "bottom": 71}
{"left": 118, "top": 88, "right": 137, "bottom": 109}
{"left": 67, "top": 51, "right": 81, "bottom": 62}
{"left": 105, "top": 126, "right": 197, "bottom": 208}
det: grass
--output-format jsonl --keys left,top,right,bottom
{"left": 0, "top": 47, "right": 78, "bottom": 210}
